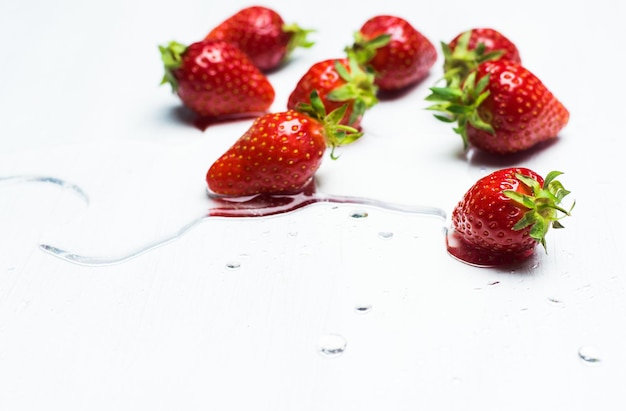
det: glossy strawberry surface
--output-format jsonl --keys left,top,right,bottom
{"left": 205, "top": 6, "right": 313, "bottom": 71}
{"left": 350, "top": 15, "right": 437, "bottom": 90}
{"left": 287, "top": 58, "right": 378, "bottom": 128}
{"left": 206, "top": 110, "right": 327, "bottom": 197}
{"left": 448, "top": 28, "right": 521, "bottom": 64}
{"left": 466, "top": 60, "right": 569, "bottom": 154}
{"left": 452, "top": 168, "right": 544, "bottom": 256}
{"left": 427, "top": 59, "right": 569, "bottom": 154}
{"left": 161, "top": 40, "right": 275, "bottom": 119}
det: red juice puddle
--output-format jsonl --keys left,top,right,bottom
{"left": 445, "top": 228, "right": 535, "bottom": 268}
{"left": 39, "top": 180, "right": 446, "bottom": 266}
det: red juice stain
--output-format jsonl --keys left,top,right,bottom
{"left": 445, "top": 228, "right": 535, "bottom": 268}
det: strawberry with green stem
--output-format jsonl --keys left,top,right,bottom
{"left": 345, "top": 15, "right": 437, "bottom": 91}
{"left": 426, "top": 59, "right": 569, "bottom": 154}
{"left": 206, "top": 91, "right": 362, "bottom": 197}
{"left": 287, "top": 56, "right": 378, "bottom": 128}
{"left": 205, "top": 6, "right": 315, "bottom": 72}
{"left": 442, "top": 28, "right": 521, "bottom": 85}
{"left": 160, "top": 39, "right": 275, "bottom": 121}
{"left": 448, "top": 168, "right": 574, "bottom": 266}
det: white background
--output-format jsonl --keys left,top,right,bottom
{"left": 1, "top": 0, "right": 625, "bottom": 410}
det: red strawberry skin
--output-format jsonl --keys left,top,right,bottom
{"left": 467, "top": 60, "right": 569, "bottom": 154}
{"left": 206, "top": 110, "right": 326, "bottom": 196}
{"left": 168, "top": 40, "right": 275, "bottom": 119}
{"left": 452, "top": 168, "right": 543, "bottom": 255}
{"left": 205, "top": 6, "right": 292, "bottom": 71}
{"left": 358, "top": 16, "right": 437, "bottom": 90}
{"left": 287, "top": 58, "right": 365, "bottom": 128}
{"left": 449, "top": 28, "right": 521, "bottom": 63}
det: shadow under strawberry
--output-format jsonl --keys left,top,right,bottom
{"left": 461, "top": 138, "right": 562, "bottom": 167}
{"left": 375, "top": 82, "right": 420, "bottom": 102}
{"left": 168, "top": 106, "right": 265, "bottom": 132}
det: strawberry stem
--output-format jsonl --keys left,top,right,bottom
{"left": 296, "top": 90, "right": 363, "bottom": 158}
{"left": 159, "top": 41, "right": 187, "bottom": 92}
{"left": 326, "top": 57, "right": 379, "bottom": 125}
{"left": 441, "top": 30, "right": 504, "bottom": 86}
{"left": 345, "top": 32, "right": 391, "bottom": 67}
{"left": 425, "top": 70, "right": 493, "bottom": 149}
{"left": 283, "top": 23, "right": 316, "bottom": 59}
{"left": 503, "top": 171, "right": 574, "bottom": 251}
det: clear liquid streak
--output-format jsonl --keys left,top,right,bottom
{"left": 39, "top": 185, "right": 446, "bottom": 267}
{"left": 0, "top": 174, "right": 89, "bottom": 204}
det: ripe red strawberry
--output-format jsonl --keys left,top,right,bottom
{"left": 426, "top": 59, "right": 569, "bottom": 154}
{"left": 448, "top": 168, "right": 574, "bottom": 266}
{"left": 287, "top": 57, "right": 378, "bottom": 128}
{"left": 442, "top": 28, "right": 521, "bottom": 85}
{"left": 206, "top": 92, "right": 362, "bottom": 197}
{"left": 160, "top": 39, "right": 275, "bottom": 120}
{"left": 205, "top": 6, "right": 315, "bottom": 72}
{"left": 345, "top": 15, "right": 437, "bottom": 91}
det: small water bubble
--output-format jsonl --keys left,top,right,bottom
{"left": 578, "top": 345, "right": 602, "bottom": 365}
{"left": 378, "top": 231, "right": 394, "bottom": 240}
{"left": 354, "top": 304, "right": 373, "bottom": 314}
{"left": 225, "top": 261, "right": 241, "bottom": 271}
{"left": 317, "top": 334, "right": 347, "bottom": 357}
{"left": 350, "top": 210, "right": 368, "bottom": 219}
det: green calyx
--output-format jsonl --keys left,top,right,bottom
{"left": 503, "top": 171, "right": 575, "bottom": 251}
{"left": 442, "top": 30, "right": 504, "bottom": 86}
{"left": 326, "top": 57, "right": 379, "bottom": 125}
{"left": 282, "top": 23, "right": 316, "bottom": 59}
{"left": 296, "top": 90, "right": 364, "bottom": 159}
{"left": 159, "top": 41, "right": 187, "bottom": 92}
{"left": 345, "top": 31, "right": 391, "bottom": 67}
{"left": 425, "top": 69, "right": 493, "bottom": 149}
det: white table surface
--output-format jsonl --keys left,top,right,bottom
{"left": 1, "top": 0, "right": 624, "bottom": 409}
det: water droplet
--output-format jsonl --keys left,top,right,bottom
{"left": 354, "top": 304, "right": 372, "bottom": 314}
{"left": 317, "top": 334, "right": 347, "bottom": 357}
{"left": 350, "top": 210, "right": 368, "bottom": 219}
{"left": 378, "top": 231, "right": 393, "bottom": 240}
{"left": 578, "top": 345, "right": 602, "bottom": 365}
{"left": 225, "top": 261, "right": 241, "bottom": 271}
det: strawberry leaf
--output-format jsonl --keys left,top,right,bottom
{"left": 502, "top": 171, "right": 574, "bottom": 251}
{"left": 159, "top": 41, "right": 187, "bottom": 92}
{"left": 283, "top": 23, "right": 316, "bottom": 58}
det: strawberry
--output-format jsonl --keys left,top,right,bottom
{"left": 442, "top": 28, "right": 521, "bottom": 85}
{"left": 426, "top": 59, "right": 569, "bottom": 154}
{"left": 205, "top": 6, "right": 315, "bottom": 72}
{"left": 159, "top": 39, "right": 275, "bottom": 120}
{"left": 287, "top": 57, "right": 378, "bottom": 128}
{"left": 448, "top": 168, "right": 574, "bottom": 266}
{"left": 345, "top": 15, "right": 437, "bottom": 91}
{"left": 206, "top": 92, "right": 362, "bottom": 197}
